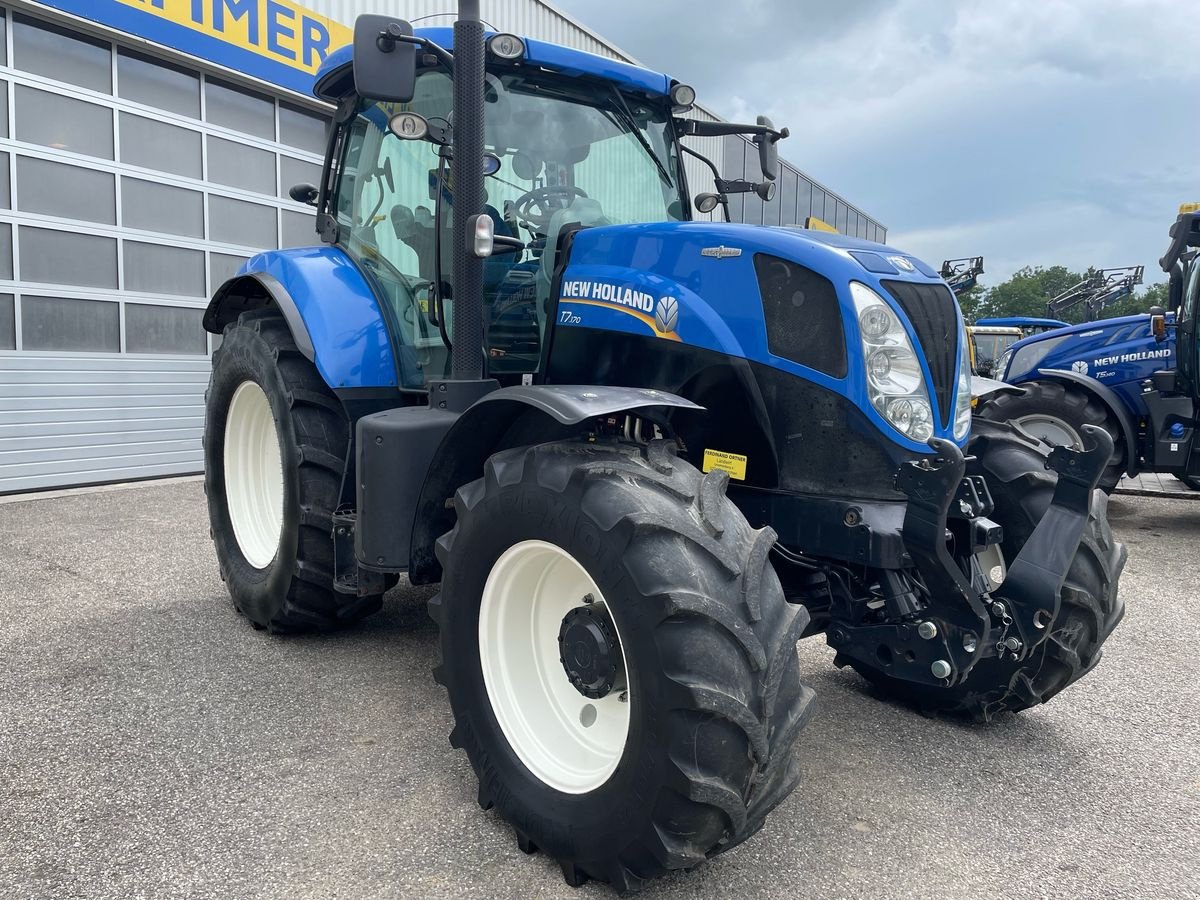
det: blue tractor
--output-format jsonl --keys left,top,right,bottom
{"left": 201, "top": 6, "right": 1126, "bottom": 890}
{"left": 977, "top": 220, "right": 1199, "bottom": 492}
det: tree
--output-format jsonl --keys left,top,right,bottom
{"left": 973, "top": 265, "right": 1083, "bottom": 321}
{"left": 964, "top": 267, "right": 1167, "bottom": 324}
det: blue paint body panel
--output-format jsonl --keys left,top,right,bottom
{"left": 555, "top": 222, "right": 964, "bottom": 453}
{"left": 1001, "top": 315, "right": 1174, "bottom": 416}
{"left": 314, "top": 27, "right": 671, "bottom": 100}
{"left": 236, "top": 247, "right": 398, "bottom": 389}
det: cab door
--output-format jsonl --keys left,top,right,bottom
{"left": 331, "top": 73, "right": 453, "bottom": 388}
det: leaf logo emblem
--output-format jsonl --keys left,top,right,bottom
{"left": 655, "top": 297, "right": 679, "bottom": 334}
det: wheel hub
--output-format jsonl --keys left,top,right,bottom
{"left": 558, "top": 604, "right": 621, "bottom": 699}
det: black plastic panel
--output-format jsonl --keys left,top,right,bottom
{"left": 755, "top": 254, "right": 847, "bottom": 378}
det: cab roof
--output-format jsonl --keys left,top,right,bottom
{"left": 975, "top": 316, "right": 1069, "bottom": 330}
{"left": 314, "top": 26, "right": 672, "bottom": 102}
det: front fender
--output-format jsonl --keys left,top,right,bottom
{"left": 1036, "top": 368, "right": 1140, "bottom": 476}
{"left": 407, "top": 384, "right": 703, "bottom": 583}
{"left": 204, "top": 247, "right": 398, "bottom": 390}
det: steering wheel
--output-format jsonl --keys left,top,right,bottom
{"left": 514, "top": 185, "right": 589, "bottom": 231}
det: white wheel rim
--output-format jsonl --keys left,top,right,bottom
{"left": 478, "top": 540, "right": 631, "bottom": 794}
{"left": 1015, "top": 413, "right": 1083, "bottom": 449}
{"left": 223, "top": 381, "right": 285, "bottom": 569}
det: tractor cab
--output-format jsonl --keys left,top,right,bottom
{"left": 304, "top": 27, "right": 778, "bottom": 387}
{"left": 966, "top": 323, "right": 1022, "bottom": 377}
{"left": 1147, "top": 204, "right": 1200, "bottom": 476}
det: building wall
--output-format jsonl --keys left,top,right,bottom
{"left": 0, "top": 0, "right": 886, "bottom": 494}
{"left": 0, "top": 1, "right": 325, "bottom": 492}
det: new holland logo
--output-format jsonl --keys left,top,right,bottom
{"left": 558, "top": 279, "right": 682, "bottom": 341}
{"left": 1072, "top": 360, "right": 1089, "bottom": 375}
{"left": 887, "top": 256, "right": 917, "bottom": 272}
{"left": 700, "top": 245, "right": 742, "bottom": 259}
{"left": 655, "top": 296, "right": 679, "bottom": 333}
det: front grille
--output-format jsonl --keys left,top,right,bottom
{"left": 755, "top": 254, "right": 847, "bottom": 378}
{"left": 881, "top": 280, "right": 958, "bottom": 428}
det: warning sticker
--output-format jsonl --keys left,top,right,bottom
{"left": 702, "top": 449, "right": 748, "bottom": 481}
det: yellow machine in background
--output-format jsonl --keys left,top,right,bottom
{"left": 967, "top": 324, "right": 1023, "bottom": 377}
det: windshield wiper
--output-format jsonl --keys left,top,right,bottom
{"left": 606, "top": 86, "right": 673, "bottom": 187}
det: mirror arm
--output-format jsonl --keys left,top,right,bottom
{"left": 393, "top": 34, "right": 455, "bottom": 70}
{"left": 676, "top": 118, "right": 787, "bottom": 140}
{"left": 715, "top": 178, "right": 757, "bottom": 194}
{"left": 680, "top": 143, "right": 730, "bottom": 222}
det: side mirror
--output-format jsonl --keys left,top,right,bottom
{"left": 754, "top": 115, "right": 783, "bottom": 181}
{"left": 695, "top": 193, "right": 722, "bottom": 214}
{"left": 353, "top": 15, "right": 417, "bottom": 102}
{"left": 288, "top": 183, "right": 318, "bottom": 206}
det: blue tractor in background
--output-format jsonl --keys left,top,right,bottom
{"left": 975, "top": 315, "right": 1069, "bottom": 336}
{"left": 199, "top": 6, "right": 1127, "bottom": 891}
{"left": 978, "top": 214, "right": 1200, "bottom": 492}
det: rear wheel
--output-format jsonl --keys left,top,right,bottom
{"left": 430, "top": 439, "right": 814, "bottom": 891}
{"left": 976, "top": 380, "right": 1126, "bottom": 492}
{"left": 847, "top": 420, "right": 1127, "bottom": 721}
{"left": 203, "top": 308, "right": 383, "bottom": 632}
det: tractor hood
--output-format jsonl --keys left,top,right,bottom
{"left": 552, "top": 221, "right": 965, "bottom": 455}
{"left": 1000, "top": 313, "right": 1174, "bottom": 414}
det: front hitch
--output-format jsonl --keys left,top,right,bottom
{"left": 991, "top": 424, "right": 1113, "bottom": 660}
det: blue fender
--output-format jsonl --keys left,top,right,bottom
{"left": 203, "top": 247, "right": 399, "bottom": 390}
{"left": 1034, "top": 368, "right": 1141, "bottom": 476}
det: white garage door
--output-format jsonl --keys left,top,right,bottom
{"left": 0, "top": 5, "right": 328, "bottom": 493}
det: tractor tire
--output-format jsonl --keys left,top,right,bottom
{"left": 975, "top": 380, "right": 1126, "bottom": 492}
{"left": 1179, "top": 474, "right": 1200, "bottom": 491}
{"left": 203, "top": 308, "right": 383, "bottom": 632}
{"left": 847, "top": 419, "right": 1127, "bottom": 721}
{"left": 429, "top": 439, "right": 815, "bottom": 892}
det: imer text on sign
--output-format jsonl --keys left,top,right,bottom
{"left": 39, "top": 0, "right": 350, "bottom": 93}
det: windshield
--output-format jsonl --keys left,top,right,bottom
{"left": 333, "top": 68, "right": 685, "bottom": 386}
{"left": 973, "top": 332, "right": 1019, "bottom": 366}
{"left": 480, "top": 70, "right": 686, "bottom": 226}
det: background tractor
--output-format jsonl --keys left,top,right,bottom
{"left": 978, "top": 207, "right": 1200, "bottom": 491}
{"left": 201, "top": 5, "right": 1128, "bottom": 891}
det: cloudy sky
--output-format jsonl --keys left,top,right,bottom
{"left": 551, "top": 0, "right": 1198, "bottom": 288}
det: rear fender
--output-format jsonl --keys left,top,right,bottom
{"left": 1035, "top": 368, "right": 1140, "bottom": 476}
{"left": 203, "top": 247, "right": 398, "bottom": 390}
{"left": 406, "top": 385, "right": 702, "bottom": 583}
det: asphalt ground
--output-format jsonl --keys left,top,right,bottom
{"left": 1, "top": 482, "right": 1197, "bottom": 900}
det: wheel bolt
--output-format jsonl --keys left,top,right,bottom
{"left": 930, "top": 660, "right": 952, "bottom": 679}
{"left": 917, "top": 621, "right": 938, "bottom": 640}
{"left": 962, "top": 633, "right": 978, "bottom": 653}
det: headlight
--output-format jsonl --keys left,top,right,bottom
{"left": 954, "top": 322, "right": 972, "bottom": 440}
{"left": 850, "top": 282, "right": 934, "bottom": 443}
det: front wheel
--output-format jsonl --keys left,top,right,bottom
{"left": 429, "top": 440, "right": 814, "bottom": 891}
{"left": 976, "top": 380, "right": 1126, "bottom": 493}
